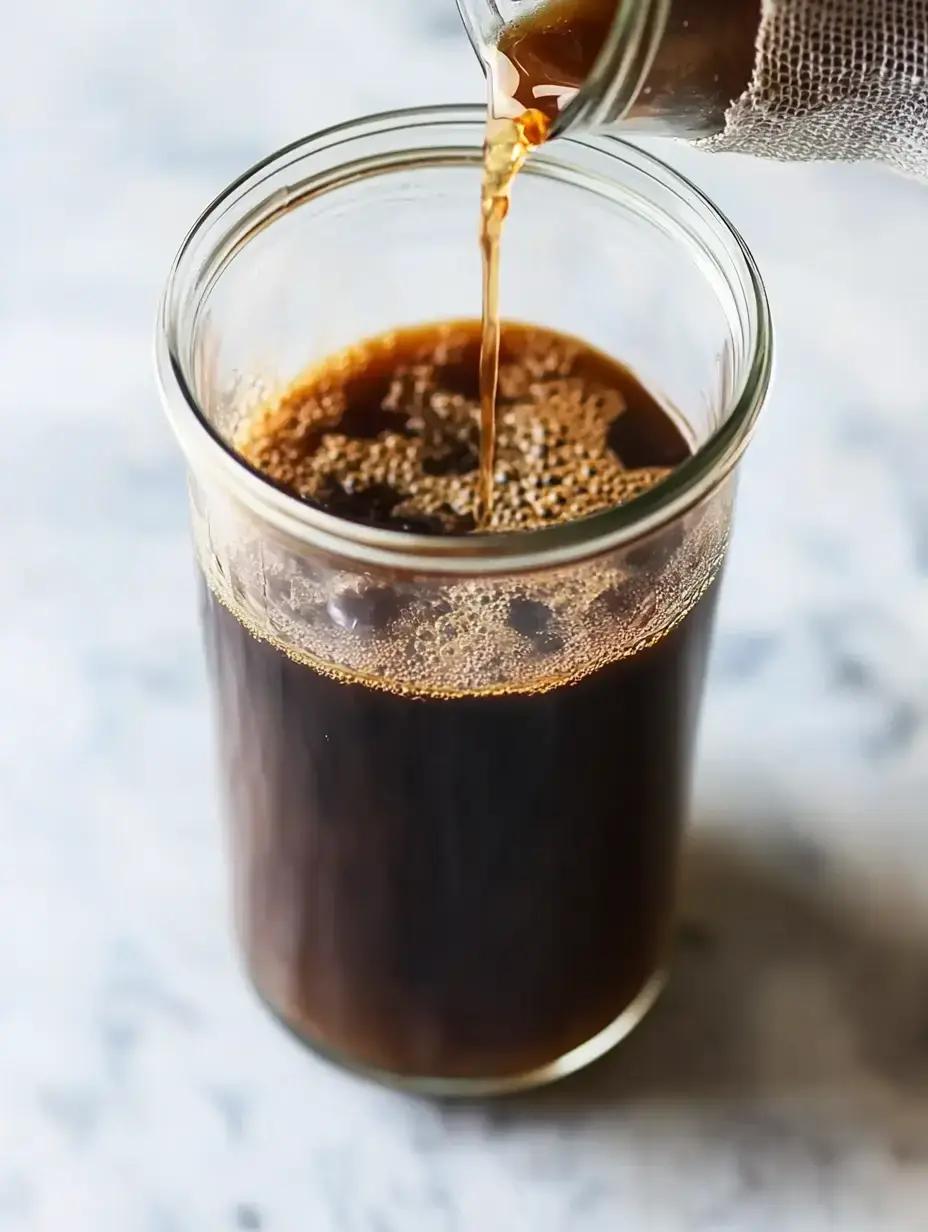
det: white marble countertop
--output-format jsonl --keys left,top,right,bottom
{"left": 3, "top": 1, "right": 928, "bottom": 1228}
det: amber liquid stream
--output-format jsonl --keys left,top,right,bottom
{"left": 478, "top": 108, "right": 551, "bottom": 526}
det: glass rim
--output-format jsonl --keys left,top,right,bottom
{"left": 155, "top": 103, "right": 772, "bottom": 577}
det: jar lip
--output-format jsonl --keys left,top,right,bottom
{"left": 155, "top": 103, "right": 772, "bottom": 577}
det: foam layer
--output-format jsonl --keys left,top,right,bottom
{"left": 192, "top": 322, "right": 730, "bottom": 698}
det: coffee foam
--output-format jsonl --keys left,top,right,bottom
{"left": 234, "top": 322, "right": 673, "bottom": 535}
{"left": 193, "top": 324, "right": 731, "bottom": 698}
{"left": 197, "top": 518, "right": 727, "bottom": 699}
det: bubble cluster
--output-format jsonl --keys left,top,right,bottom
{"left": 235, "top": 321, "right": 675, "bottom": 535}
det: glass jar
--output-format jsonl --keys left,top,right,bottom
{"left": 457, "top": 0, "right": 762, "bottom": 139}
{"left": 155, "top": 105, "right": 771, "bottom": 1096}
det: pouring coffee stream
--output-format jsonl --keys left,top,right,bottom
{"left": 471, "top": 0, "right": 928, "bottom": 522}
{"left": 477, "top": 109, "right": 549, "bottom": 525}
{"left": 473, "top": 0, "right": 760, "bottom": 523}
{"left": 459, "top": 0, "right": 928, "bottom": 171}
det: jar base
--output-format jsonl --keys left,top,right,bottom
{"left": 253, "top": 969, "right": 666, "bottom": 1098}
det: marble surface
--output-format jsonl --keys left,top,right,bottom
{"left": 4, "top": 1, "right": 928, "bottom": 1227}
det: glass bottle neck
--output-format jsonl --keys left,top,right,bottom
{"left": 457, "top": 0, "right": 762, "bottom": 142}
{"left": 555, "top": 0, "right": 672, "bottom": 137}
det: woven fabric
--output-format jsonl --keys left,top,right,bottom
{"left": 700, "top": 0, "right": 928, "bottom": 174}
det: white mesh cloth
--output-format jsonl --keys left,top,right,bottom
{"left": 700, "top": 0, "right": 928, "bottom": 176}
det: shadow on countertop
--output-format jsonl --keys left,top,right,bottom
{"left": 445, "top": 823, "right": 928, "bottom": 1154}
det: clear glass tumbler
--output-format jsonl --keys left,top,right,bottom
{"left": 155, "top": 105, "right": 771, "bottom": 1096}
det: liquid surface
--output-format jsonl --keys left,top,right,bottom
{"left": 236, "top": 320, "right": 688, "bottom": 536}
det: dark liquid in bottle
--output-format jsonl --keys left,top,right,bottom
{"left": 203, "top": 321, "right": 721, "bottom": 1081}
{"left": 494, "top": 0, "right": 760, "bottom": 132}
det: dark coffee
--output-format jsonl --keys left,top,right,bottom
{"left": 235, "top": 320, "right": 687, "bottom": 534}
{"left": 203, "top": 321, "right": 720, "bottom": 1081}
